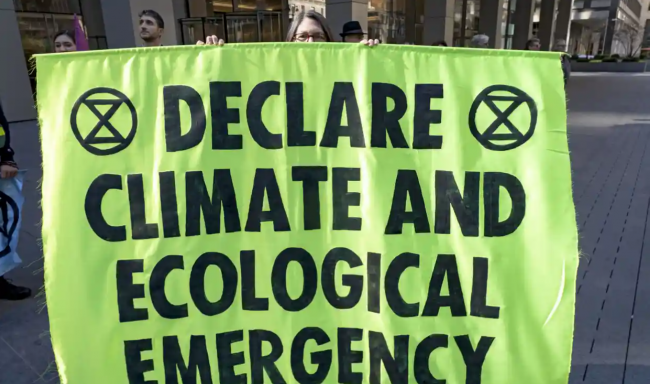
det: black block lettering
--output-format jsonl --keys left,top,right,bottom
{"left": 454, "top": 335, "right": 495, "bottom": 384}
{"left": 338, "top": 328, "right": 363, "bottom": 384}
{"left": 127, "top": 174, "right": 159, "bottom": 240}
{"left": 216, "top": 330, "right": 247, "bottom": 384}
{"left": 85, "top": 174, "right": 126, "bottom": 242}
{"left": 484, "top": 172, "right": 526, "bottom": 237}
{"left": 163, "top": 85, "right": 206, "bottom": 152}
{"left": 250, "top": 330, "right": 285, "bottom": 384}
{"left": 367, "top": 252, "right": 381, "bottom": 314}
{"left": 371, "top": 83, "right": 408, "bottom": 148}
{"left": 434, "top": 171, "right": 479, "bottom": 237}
{"left": 247, "top": 81, "right": 283, "bottom": 149}
{"left": 124, "top": 339, "right": 156, "bottom": 384}
{"left": 385, "top": 170, "right": 430, "bottom": 234}
{"left": 322, "top": 248, "right": 363, "bottom": 309}
{"left": 241, "top": 250, "right": 269, "bottom": 311}
{"left": 369, "top": 332, "right": 409, "bottom": 384}
{"left": 320, "top": 83, "right": 365, "bottom": 148}
{"left": 150, "top": 255, "right": 188, "bottom": 319}
{"left": 332, "top": 168, "right": 361, "bottom": 231}
{"left": 163, "top": 335, "right": 212, "bottom": 384}
{"left": 190, "top": 252, "right": 238, "bottom": 316}
{"left": 291, "top": 327, "right": 332, "bottom": 384}
{"left": 186, "top": 170, "right": 241, "bottom": 236}
{"left": 385, "top": 252, "right": 420, "bottom": 317}
{"left": 422, "top": 254, "right": 467, "bottom": 317}
{"left": 272, "top": 248, "right": 317, "bottom": 311}
{"left": 471, "top": 258, "right": 500, "bottom": 319}
{"left": 286, "top": 83, "right": 316, "bottom": 147}
{"left": 246, "top": 169, "right": 290, "bottom": 232}
{"left": 414, "top": 334, "right": 448, "bottom": 384}
{"left": 159, "top": 172, "right": 180, "bottom": 238}
{"left": 413, "top": 84, "right": 443, "bottom": 149}
{"left": 117, "top": 260, "right": 148, "bottom": 323}
{"left": 292, "top": 166, "right": 328, "bottom": 230}
{"left": 211, "top": 82, "right": 243, "bottom": 150}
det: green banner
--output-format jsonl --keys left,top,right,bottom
{"left": 38, "top": 44, "right": 578, "bottom": 384}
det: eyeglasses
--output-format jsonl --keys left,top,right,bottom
{"left": 294, "top": 32, "right": 327, "bottom": 42}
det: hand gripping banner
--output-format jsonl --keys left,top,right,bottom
{"left": 37, "top": 44, "right": 578, "bottom": 384}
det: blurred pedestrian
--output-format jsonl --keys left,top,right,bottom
{"left": 139, "top": 10, "right": 164, "bottom": 47}
{"left": 54, "top": 30, "right": 77, "bottom": 53}
{"left": 470, "top": 34, "right": 489, "bottom": 48}
{"left": 554, "top": 39, "right": 571, "bottom": 85}
{"left": 340, "top": 21, "right": 366, "bottom": 43}
{"left": 526, "top": 38, "right": 541, "bottom": 51}
{"left": 0, "top": 101, "right": 29, "bottom": 301}
{"left": 198, "top": 11, "right": 379, "bottom": 46}
{"left": 432, "top": 40, "right": 448, "bottom": 47}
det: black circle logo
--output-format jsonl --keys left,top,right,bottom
{"left": 468, "top": 85, "right": 537, "bottom": 151}
{"left": 70, "top": 87, "right": 137, "bottom": 156}
{"left": 0, "top": 191, "right": 19, "bottom": 259}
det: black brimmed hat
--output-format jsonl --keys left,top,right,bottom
{"left": 340, "top": 21, "right": 365, "bottom": 37}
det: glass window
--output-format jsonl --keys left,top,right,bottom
{"left": 261, "top": 0, "right": 283, "bottom": 11}
{"left": 453, "top": 0, "right": 464, "bottom": 46}
{"left": 235, "top": 0, "right": 257, "bottom": 11}
{"left": 13, "top": 0, "right": 81, "bottom": 13}
{"left": 227, "top": 14, "right": 259, "bottom": 42}
{"left": 205, "top": 16, "right": 226, "bottom": 38}
{"left": 260, "top": 12, "right": 283, "bottom": 41}
{"left": 464, "top": 0, "right": 480, "bottom": 46}
{"left": 501, "top": 0, "right": 516, "bottom": 48}
{"left": 181, "top": 18, "right": 206, "bottom": 44}
{"left": 213, "top": 0, "right": 234, "bottom": 12}
{"left": 368, "top": 0, "right": 407, "bottom": 43}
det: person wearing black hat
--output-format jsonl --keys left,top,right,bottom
{"left": 340, "top": 21, "right": 366, "bottom": 43}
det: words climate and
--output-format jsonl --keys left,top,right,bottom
{"left": 84, "top": 168, "right": 526, "bottom": 242}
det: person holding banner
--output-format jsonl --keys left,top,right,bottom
{"left": 54, "top": 30, "right": 77, "bottom": 53}
{"left": 198, "top": 10, "right": 379, "bottom": 46}
{"left": 0, "top": 101, "right": 29, "bottom": 301}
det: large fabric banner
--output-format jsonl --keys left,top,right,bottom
{"left": 38, "top": 45, "right": 578, "bottom": 384}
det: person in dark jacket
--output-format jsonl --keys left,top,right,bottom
{"left": 0, "top": 101, "right": 30, "bottom": 301}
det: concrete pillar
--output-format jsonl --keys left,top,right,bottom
{"left": 100, "top": 0, "right": 137, "bottom": 48}
{"left": 326, "top": 0, "right": 368, "bottom": 41}
{"left": 537, "top": 0, "right": 558, "bottom": 50}
{"left": 479, "top": 0, "right": 505, "bottom": 48}
{"left": 554, "top": 0, "right": 573, "bottom": 46}
{"left": 423, "top": 0, "right": 454, "bottom": 45}
{"left": 80, "top": 0, "right": 107, "bottom": 49}
{"left": 406, "top": 0, "right": 416, "bottom": 43}
{"left": 0, "top": 0, "right": 36, "bottom": 122}
{"left": 603, "top": 2, "right": 619, "bottom": 55}
{"left": 188, "top": 0, "right": 211, "bottom": 16}
{"left": 512, "top": 0, "right": 536, "bottom": 49}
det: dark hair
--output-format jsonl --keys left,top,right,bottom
{"left": 432, "top": 40, "right": 448, "bottom": 47}
{"left": 54, "top": 30, "right": 75, "bottom": 44}
{"left": 139, "top": 9, "right": 165, "bottom": 29}
{"left": 526, "top": 38, "right": 540, "bottom": 49}
{"left": 286, "top": 10, "right": 335, "bottom": 42}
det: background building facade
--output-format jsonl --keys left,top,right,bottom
{"left": 1, "top": 0, "right": 648, "bottom": 123}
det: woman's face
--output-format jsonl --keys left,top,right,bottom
{"left": 293, "top": 18, "right": 327, "bottom": 43}
{"left": 55, "top": 35, "right": 76, "bottom": 53}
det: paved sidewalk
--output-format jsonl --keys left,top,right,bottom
{"left": 1, "top": 74, "right": 650, "bottom": 383}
